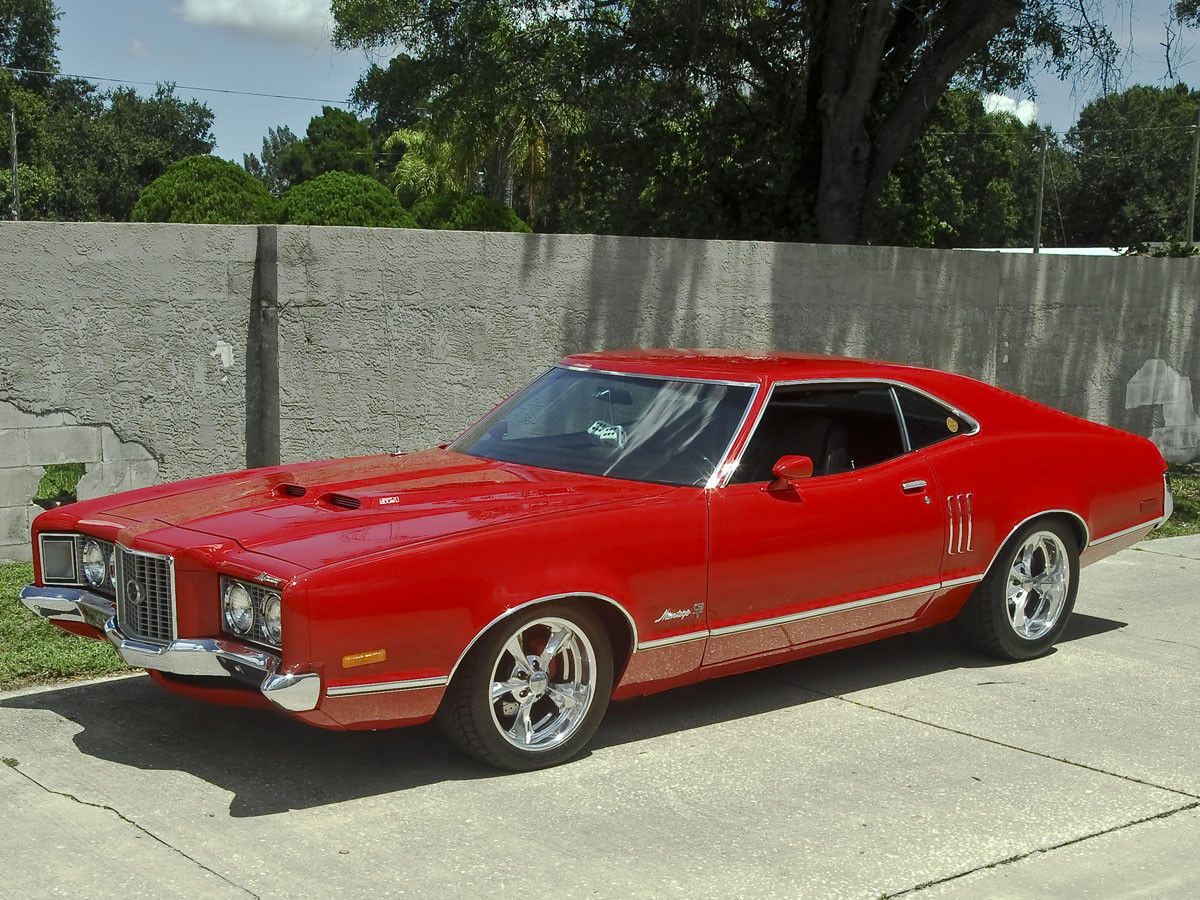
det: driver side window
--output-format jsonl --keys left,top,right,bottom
{"left": 730, "top": 384, "right": 905, "bottom": 484}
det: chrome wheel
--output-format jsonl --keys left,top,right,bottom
{"left": 1006, "top": 530, "right": 1070, "bottom": 640}
{"left": 488, "top": 616, "right": 597, "bottom": 752}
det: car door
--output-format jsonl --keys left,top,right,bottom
{"left": 703, "top": 382, "right": 946, "bottom": 666}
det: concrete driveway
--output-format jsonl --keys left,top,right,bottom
{"left": 2, "top": 537, "right": 1197, "bottom": 899}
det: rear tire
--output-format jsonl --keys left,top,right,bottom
{"left": 954, "top": 519, "right": 1079, "bottom": 660}
{"left": 437, "top": 603, "right": 613, "bottom": 770}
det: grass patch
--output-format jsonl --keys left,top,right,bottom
{"left": 0, "top": 562, "right": 131, "bottom": 691}
{"left": 34, "top": 462, "right": 86, "bottom": 502}
{"left": 1151, "top": 468, "right": 1200, "bottom": 539}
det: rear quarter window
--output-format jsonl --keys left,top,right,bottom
{"left": 896, "top": 387, "right": 965, "bottom": 450}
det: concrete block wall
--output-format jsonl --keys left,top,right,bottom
{"left": 2, "top": 221, "right": 256, "bottom": 562}
{"left": 3, "top": 220, "right": 1200, "bottom": 562}
{"left": 0, "top": 400, "right": 159, "bottom": 560}
{"left": 274, "top": 229, "right": 1200, "bottom": 465}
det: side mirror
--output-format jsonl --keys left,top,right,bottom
{"left": 769, "top": 455, "right": 813, "bottom": 490}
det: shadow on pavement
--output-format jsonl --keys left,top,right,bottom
{"left": 0, "top": 614, "right": 1125, "bottom": 818}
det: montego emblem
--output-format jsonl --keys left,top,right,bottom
{"left": 654, "top": 604, "right": 704, "bottom": 623}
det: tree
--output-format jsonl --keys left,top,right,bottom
{"left": 3, "top": 1, "right": 216, "bottom": 220}
{"left": 351, "top": 54, "right": 428, "bottom": 137}
{"left": 32, "top": 81, "right": 216, "bottom": 220}
{"left": 131, "top": 155, "right": 278, "bottom": 224}
{"left": 243, "top": 124, "right": 298, "bottom": 194}
{"left": 280, "top": 171, "right": 416, "bottom": 226}
{"left": 383, "top": 126, "right": 471, "bottom": 206}
{"left": 331, "top": 0, "right": 1119, "bottom": 244}
{"left": 0, "top": 0, "right": 59, "bottom": 90}
{"left": 278, "top": 106, "right": 376, "bottom": 187}
{"left": 1067, "top": 83, "right": 1200, "bottom": 246}
{"left": 873, "top": 88, "right": 1073, "bottom": 248}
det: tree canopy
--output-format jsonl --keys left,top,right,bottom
{"left": 244, "top": 125, "right": 299, "bottom": 194}
{"left": 277, "top": 106, "right": 377, "bottom": 187}
{"left": 131, "top": 155, "right": 278, "bottom": 224}
{"left": 2, "top": 2, "right": 216, "bottom": 221}
{"left": 0, "top": 0, "right": 58, "bottom": 89}
{"left": 1068, "top": 83, "right": 1200, "bottom": 246}
{"left": 332, "top": 0, "right": 1123, "bottom": 244}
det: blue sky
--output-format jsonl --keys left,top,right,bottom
{"left": 55, "top": 1, "right": 369, "bottom": 161}
{"left": 52, "top": 1, "right": 1196, "bottom": 162}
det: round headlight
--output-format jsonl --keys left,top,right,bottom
{"left": 82, "top": 540, "right": 107, "bottom": 588}
{"left": 262, "top": 594, "right": 282, "bottom": 644}
{"left": 223, "top": 582, "right": 254, "bottom": 635}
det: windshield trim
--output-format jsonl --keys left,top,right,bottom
{"left": 453, "top": 366, "right": 761, "bottom": 490}
{"left": 556, "top": 364, "right": 760, "bottom": 389}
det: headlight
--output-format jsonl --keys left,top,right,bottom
{"left": 81, "top": 540, "right": 108, "bottom": 588}
{"left": 219, "top": 576, "right": 283, "bottom": 648}
{"left": 223, "top": 582, "right": 254, "bottom": 635}
{"left": 262, "top": 594, "right": 282, "bottom": 644}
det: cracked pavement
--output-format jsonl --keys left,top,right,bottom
{"left": 1, "top": 536, "right": 1197, "bottom": 898}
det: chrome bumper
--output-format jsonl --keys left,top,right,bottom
{"left": 19, "top": 585, "right": 320, "bottom": 712}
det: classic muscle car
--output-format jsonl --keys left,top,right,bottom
{"left": 21, "top": 351, "right": 1172, "bottom": 769}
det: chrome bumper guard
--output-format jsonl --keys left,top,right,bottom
{"left": 19, "top": 585, "right": 321, "bottom": 712}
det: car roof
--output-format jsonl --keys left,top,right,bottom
{"left": 560, "top": 349, "right": 939, "bottom": 386}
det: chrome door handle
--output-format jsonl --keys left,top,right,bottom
{"left": 901, "top": 480, "right": 927, "bottom": 493}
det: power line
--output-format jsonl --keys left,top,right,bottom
{"left": 1, "top": 65, "right": 350, "bottom": 106}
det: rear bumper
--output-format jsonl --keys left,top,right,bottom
{"left": 19, "top": 584, "right": 320, "bottom": 712}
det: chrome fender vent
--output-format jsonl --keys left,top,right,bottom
{"left": 947, "top": 493, "right": 974, "bottom": 555}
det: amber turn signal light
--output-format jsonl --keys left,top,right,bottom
{"left": 341, "top": 648, "right": 387, "bottom": 669}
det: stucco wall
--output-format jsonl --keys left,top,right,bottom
{"left": 3, "top": 220, "right": 1199, "bottom": 562}
{"left": 274, "top": 229, "right": 1200, "bottom": 462}
{"left": 1, "top": 222, "right": 255, "bottom": 560}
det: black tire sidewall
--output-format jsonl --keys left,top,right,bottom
{"left": 984, "top": 519, "right": 1080, "bottom": 660}
{"left": 445, "top": 602, "right": 614, "bottom": 770}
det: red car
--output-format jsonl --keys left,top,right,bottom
{"left": 21, "top": 351, "right": 1172, "bottom": 769}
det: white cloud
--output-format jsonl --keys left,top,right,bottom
{"left": 176, "top": 0, "right": 332, "bottom": 46}
{"left": 983, "top": 93, "right": 1038, "bottom": 126}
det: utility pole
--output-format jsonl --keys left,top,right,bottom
{"left": 8, "top": 108, "right": 19, "bottom": 221}
{"left": 1187, "top": 108, "right": 1200, "bottom": 246}
{"left": 1033, "top": 132, "right": 1048, "bottom": 254}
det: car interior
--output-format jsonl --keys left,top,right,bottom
{"left": 732, "top": 385, "right": 907, "bottom": 483}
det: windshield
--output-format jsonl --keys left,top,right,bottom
{"left": 452, "top": 368, "right": 755, "bottom": 487}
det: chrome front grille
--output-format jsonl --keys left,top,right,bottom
{"left": 115, "top": 547, "right": 176, "bottom": 644}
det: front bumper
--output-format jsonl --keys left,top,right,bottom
{"left": 19, "top": 585, "right": 320, "bottom": 712}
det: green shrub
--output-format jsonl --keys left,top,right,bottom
{"left": 281, "top": 171, "right": 416, "bottom": 227}
{"left": 410, "top": 192, "right": 463, "bottom": 229}
{"left": 131, "top": 155, "right": 278, "bottom": 224}
{"left": 411, "top": 192, "right": 531, "bottom": 233}
{"left": 34, "top": 463, "right": 85, "bottom": 502}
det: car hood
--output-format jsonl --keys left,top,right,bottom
{"left": 106, "top": 449, "right": 672, "bottom": 570}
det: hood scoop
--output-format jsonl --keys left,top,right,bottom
{"left": 323, "top": 492, "right": 363, "bottom": 510}
{"left": 275, "top": 483, "right": 307, "bottom": 498}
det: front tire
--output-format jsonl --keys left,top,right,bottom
{"left": 437, "top": 603, "right": 613, "bottom": 770}
{"left": 954, "top": 520, "right": 1080, "bottom": 660}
